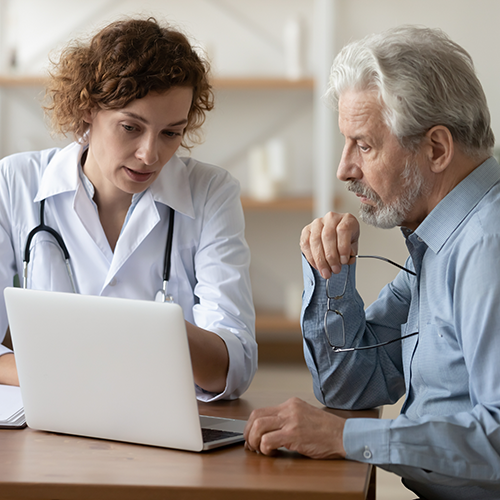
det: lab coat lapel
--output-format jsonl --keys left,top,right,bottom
{"left": 150, "top": 155, "right": 195, "bottom": 218}
{"left": 105, "top": 190, "right": 160, "bottom": 284}
{"left": 72, "top": 184, "right": 114, "bottom": 262}
{"left": 35, "top": 142, "right": 115, "bottom": 263}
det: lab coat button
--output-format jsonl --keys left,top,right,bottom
{"left": 109, "top": 278, "right": 117, "bottom": 286}
{"left": 363, "top": 446, "right": 372, "bottom": 459}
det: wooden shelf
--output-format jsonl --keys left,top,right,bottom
{"left": 0, "top": 75, "right": 46, "bottom": 87}
{"left": 241, "top": 196, "right": 313, "bottom": 212}
{"left": 256, "top": 311, "right": 301, "bottom": 334}
{"left": 0, "top": 74, "right": 314, "bottom": 90}
{"left": 213, "top": 77, "right": 314, "bottom": 90}
{"left": 255, "top": 311, "right": 304, "bottom": 364}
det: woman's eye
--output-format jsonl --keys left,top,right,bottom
{"left": 163, "top": 130, "right": 181, "bottom": 138}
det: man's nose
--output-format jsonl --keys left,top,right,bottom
{"left": 337, "top": 145, "right": 361, "bottom": 182}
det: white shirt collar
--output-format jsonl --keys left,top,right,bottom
{"left": 34, "top": 142, "right": 195, "bottom": 219}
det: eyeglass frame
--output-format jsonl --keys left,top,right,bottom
{"left": 324, "top": 255, "right": 418, "bottom": 353}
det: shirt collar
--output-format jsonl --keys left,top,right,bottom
{"left": 149, "top": 154, "right": 195, "bottom": 219}
{"left": 34, "top": 142, "right": 195, "bottom": 219}
{"left": 34, "top": 141, "right": 83, "bottom": 202}
{"left": 412, "top": 156, "right": 500, "bottom": 254}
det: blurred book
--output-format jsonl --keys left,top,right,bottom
{"left": 0, "top": 384, "right": 26, "bottom": 429}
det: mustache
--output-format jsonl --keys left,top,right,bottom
{"left": 345, "top": 180, "right": 381, "bottom": 204}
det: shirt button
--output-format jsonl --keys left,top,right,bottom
{"left": 417, "top": 236, "right": 423, "bottom": 242}
{"left": 109, "top": 278, "right": 117, "bottom": 286}
{"left": 363, "top": 446, "right": 372, "bottom": 459}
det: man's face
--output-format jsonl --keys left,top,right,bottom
{"left": 337, "top": 90, "right": 430, "bottom": 230}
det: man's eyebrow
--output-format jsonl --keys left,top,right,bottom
{"left": 350, "top": 134, "right": 369, "bottom": 141}
{"left": 120, "top": 111, "right": 188, "bottom": 127}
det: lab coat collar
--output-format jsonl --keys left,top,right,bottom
{"left": 34, "top": 142, "right": 83, "bottom": 202}
{"left": 34, "top": 142, "right": 195, "bottom": 219}
{"left": 149, "top": 154, "right": 195, "bottom": 219}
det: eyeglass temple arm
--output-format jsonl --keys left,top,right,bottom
{"left": 332, "top": 331, "right": 418, "bottom": 352}
{"left": 355, "top": 255, "right": 416, "bottom": 276}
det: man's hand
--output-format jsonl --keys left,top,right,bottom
{"left": 300, "top": 212, "right": 360, "bottom": 279}
{"left": 244, "top": 397, "right": 347, "bottom": 459}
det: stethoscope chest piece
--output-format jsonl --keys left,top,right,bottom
{"left": 155, "top": 289, "right": 174, "bottom": 303}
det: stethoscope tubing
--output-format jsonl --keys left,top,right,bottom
{"left": 23, "top": 199, "right": 77, "bottom": 293}
{"left": 23, "top": 199, "right": 175, "bottom": 301}
{"left": 159, "top": 207, "right": 175, "bottom": 302}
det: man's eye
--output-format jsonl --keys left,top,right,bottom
{"left": 122, "top": 124, "right": 135, "bottom": 132}
{"left": 358, "top": 144, "right": 370, "bottom": 152}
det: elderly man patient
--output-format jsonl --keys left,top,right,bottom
{"left": 244, "top": 25, "right": 500, "bottom": 500}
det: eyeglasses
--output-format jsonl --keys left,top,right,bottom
{"left": 324, "top": 255, "right": 418, "bottom": 353}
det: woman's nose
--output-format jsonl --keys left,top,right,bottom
{"left": 136, "top": 135, "right": 159, "bottom": 165}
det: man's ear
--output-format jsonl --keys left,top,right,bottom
{"left": 424, "top": 125, "right": 454, "bottom": 173}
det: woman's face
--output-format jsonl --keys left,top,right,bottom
{"left": 83, "top": 87, "right": 193, "bottom": 201}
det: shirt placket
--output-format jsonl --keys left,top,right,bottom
{"left": 401, "top": 232, "right": 427, "bottom": 413}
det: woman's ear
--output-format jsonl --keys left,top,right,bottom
{"left": 424, "top": 125, "right": 454, "bottom": 173}
{"left": 82, "top": 108, "right": 94, "bottom": 124}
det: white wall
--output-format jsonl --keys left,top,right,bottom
{"left": 2, "top": 0, "right": 500, "bottom": 309}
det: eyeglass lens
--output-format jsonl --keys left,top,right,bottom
{"left": 324, "top": 254, "right": 416, "bottom": 351}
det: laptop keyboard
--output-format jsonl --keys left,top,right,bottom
{"left": 201, "top": 427, "right": 243, "bottom": 443}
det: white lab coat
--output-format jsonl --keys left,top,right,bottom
{"left": 0, "top": 141, "right": 257, "bottom": 401}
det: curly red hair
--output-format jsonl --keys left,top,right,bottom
{"left": 44, "top": 17, "right": 214, "bottom": 148}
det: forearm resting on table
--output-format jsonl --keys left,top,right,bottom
{"left": 0, "top": 353, "right": 19, "bottom": 386}
{"left": 185, "top": 321, "right": 229, "bottom": 394}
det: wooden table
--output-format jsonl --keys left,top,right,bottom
{"left": 0, "top": 390, "right": 378, "bottom": 500}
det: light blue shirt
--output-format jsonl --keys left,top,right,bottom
{"left": 302, "top": 157, "right": 500, "bottom": 500}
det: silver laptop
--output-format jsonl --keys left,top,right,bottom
{"left": 4, "top": 287, "right": 246, "bottom": 451}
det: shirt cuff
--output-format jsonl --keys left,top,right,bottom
{"left": 344, "top": 417, "right": 392, "bottom": 463}
{"left": 195, "top": 328, "right": 255, "bottom": 402}
{"left": 0, "top": 344, "right": 12, "bottom": 356}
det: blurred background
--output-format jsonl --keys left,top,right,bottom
{"left": 1, "top": 2, "right": 498, "bottom": 497}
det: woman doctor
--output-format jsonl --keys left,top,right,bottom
{"left": 0, "top": 17, "right": 257, "bottom": 401}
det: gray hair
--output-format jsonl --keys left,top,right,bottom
{"left": 325, "top": 25, "right": 494, "bottom": 159}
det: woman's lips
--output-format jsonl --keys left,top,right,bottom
{"left": 124, "top": 167, "right": 154, "bottom": 183}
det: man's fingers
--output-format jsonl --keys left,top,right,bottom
{"left": 245, "top": 414, "right": 283, "bottom": 454}
{"left": 335, "top": 213, "right": 360, "bottom": 264}
{"left": 300, "top": 224, "right": 316, "bottom": 269}
{"left": 320, "top": 212, "right": 344, "bottom": 275}
{"left": 308, "top": 217, "right": 335, "bottom": 278}
{"left": 301, "top": 212, "right": 360, "bottom": 278}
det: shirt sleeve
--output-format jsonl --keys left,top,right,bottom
{"left": 0, "top": 159, "right": 18, "bottom": 355}
{"left": 192, "top": 172, "right": 256, "bottom": 402}
{"left": 301, "top": 254, "right": 409, "bottom": 409}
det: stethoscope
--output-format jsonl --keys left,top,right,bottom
{"left": 23, "top": 199, "right": 176, "bottom": 303}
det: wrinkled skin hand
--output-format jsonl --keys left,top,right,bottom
{"left": 244, "top": 397, "right": 346, "bottom": 459}
{"left": 300, "top": 212, "right": 360, "bottom": 279}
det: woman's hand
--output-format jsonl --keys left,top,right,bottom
{"left": 184, "top": 321, "right": 229, "bottom": 394}
{"left": 300, "top": 212, "right": 360, "bottom": 279}
{"left": 0, "top": 353, "right": 19, "bottom": 386}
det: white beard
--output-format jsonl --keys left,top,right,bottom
{"left": 346, "top": 159, "right": 429, "bottom": 229}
